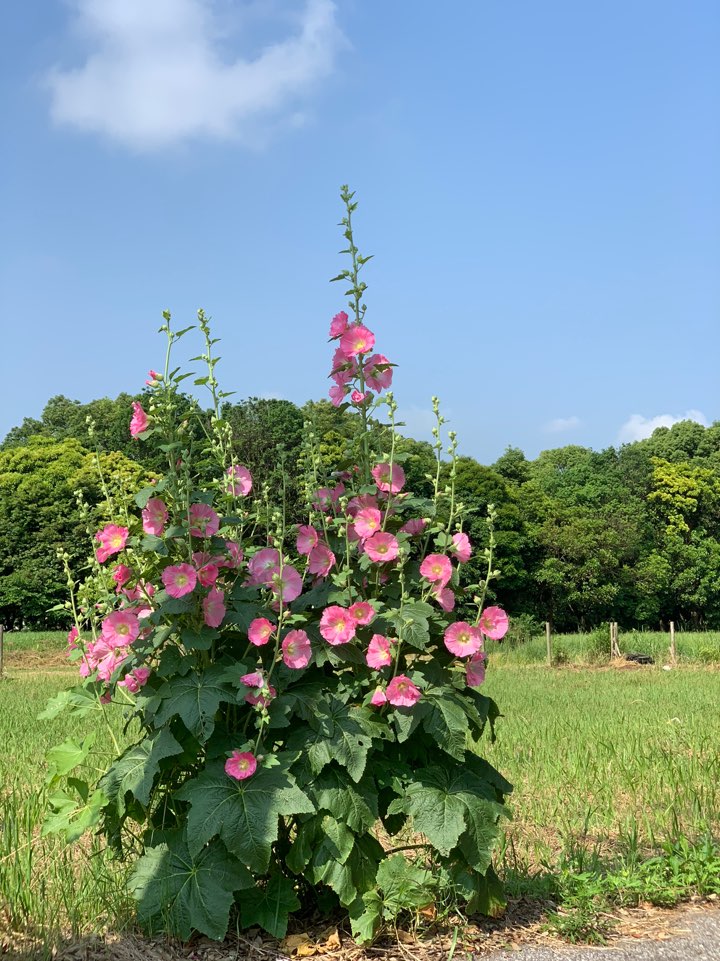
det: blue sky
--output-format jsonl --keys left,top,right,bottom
{"left": 2, "top": 0, "right": 718, "bottom": 464}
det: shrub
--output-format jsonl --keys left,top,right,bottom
{"left": 43, "top": 188, "right": 512, "bottom": 944}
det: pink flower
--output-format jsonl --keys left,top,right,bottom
{"left": 451, "top": 532, "right": 472, "bottom": 564}
{"left": 197, "top": 563, "right": 219, "bottom": 587}
{"left": 130, "top": 402, "right": 149, "bottom": 438}
{"left": 329, "top": 384, "right": 348, "bottom": 407}
{"left": 269, "top": 564, "right": 303, "bottom": 604}
{"left": 308, "top": 543, "right": 336, "bottom": 577}
{"left": 386, "top": 675, "right": 422, "bottom": 707}
{"left": 203, "top": 587, "right": 226, "bottom": 628}
{"left": 433, "top": 587, "right": 456, "bottom": 612}
{"left": 162, "top": 563, "right": 197, "bottom": 598}
{"left": 466, "top": 652, "right": 486, "bottom": 688}
{"left": 329, "top": 310, "right": 349, "bottom": 338}
{"left": 248, "top": 618, "right": 274, "bottom": 646}
{"left": 225, "top": 750, "right": 257, "bottom": 780}
{"left": 189, "top": 503, "right": 220, "bottom": 538}
{"left": 347, "top": 494, "right": 378, "bottom": 517}
{"left": 101, "top": 610, "right": 140, "bottom": 648}
{"left": 319, "top": 606, "right": 357, "bottom": 646}
{"left": 370, "top": 687, "right": 387, "bottom": 706}
{"left": 400, "top": 518, "right": 427, "bottom": 536}
{"left": 479, "top": 606, "right": 509, "bottom": 640}
{"left": 444, "top": 622, "right": 483, "bottom": 658}
{"left": 142, "top": 497, "right": 168, "bottom": 536}
{"left": 67, "top": 626, "right": 79, "bottom": 651}
{"left": 354, "top": 508, "right": 382, "bottom": 540}
{"left": 96, "top": 649, "right": 128, "bottom": 682}
{"left": 225, "top": 464, "right": 252, "bottom": 497}
{"left": 122, "top": 580, "right": 155, "bottom": 602}
{"left": 282, "top": 629, "right": 312, "bottom": 669}
{"left": 371, "top": 463, "right": 406, "bottom": 494}
{"left": 364, "top": 532, "right": 399, "bottom": 563}
{"left": 366, "top": 634, "right": 394, "bottom": 669}
{"left": 420, "top": 553, "right": 452, "bottom": 587}
{"left": 296, "top": 525, "right": 319, "bottom": 556}
{"left": 118, "top": 666, "right": 152, "bottom": 694}
{"left": 340, "top": 324, "right": 375, "bottom": 357}
{"left": 247, "top": 548, "right": 281, "bottom": 585}
{"left": 111, "top": 564, "right": 132, "bottom": 590}
{"left": 223, "top": 541, "right": 244, "bottom": 568}
{"left": 363, "top": 354, "right": 393, "bottom": 391}
{"left": 349, "top": 601, "right": 375, "bottom": 626}
{"left": 95, "top": 524, "right": 129, "bottom": 563}
{"left": 240, "top": 671, "right": 264, "bottom": 688}
{"left": 145, "top": 370, "right": 161, "bottom": 385}
{"left": 351, "top": 389, "right": 373, "bottom": 405}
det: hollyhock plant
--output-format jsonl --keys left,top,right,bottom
{"left": 95, "top": 524, "right": 129, "bottom": 563}
{"left": 282, "top": 629, "right": 312, "bottom": 669}
{"left": 142, "top": 497, "right": 168, "bottom": 536}
{"left": 47, "top": 186, "right": 510, "bottom": 948}
{"left": 161, "top": 563, "right": 197, "bottom": 598}
{"left": 130, "top": 401, "right": 149, "bottom": 438}
{"left": 225, "top": 751, "right": 257, "bottom": 781}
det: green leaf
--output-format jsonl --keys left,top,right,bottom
{"left": 45, "top": 733, "right": 95, "bottom": 786}
{"left": 459, "top": 798, "right": 504, "bottom": 874}
{"left": 421, "top": 693, "right": 469, "bottom": 761}
{"left": 134, "top": 485, "right": 158, "bottom": 509}
{"left": 140, "top": 534, "right": 168, "bottom": 556}
{"left": 386, "top": 768, "right": 467, "bottom": 855}
{"left": 177, "top": 762, "right": 314, "bottom": 872}
{"left": 180, "top": 626, "right": 219, "bottom": 651}
{"left": 309, "top": 764, "right": 378, "bottom": 832}
{"left": 43, "top": 787, "right": 107, "bottom": 842}
{"left": 38, "top": 686, "right": 102, "bottom": 721}
{"left": 384, "top": 601, "right": 433, "bottom": 649}
{"left": 376, "top": 853, "right": 435, "bottom": 915}
{"left": 100, "top": 728, "right": 183, "bottom": 816}
{"left": 153, "top": 666, "right": 235, "bottom": 741}
{"left": 289, "top": 697, "right": 373, "bottom": 782}
{"left": 130, "top": 830, "right": 252, "bottom": 940}
{"left": 308, "top": 815, "right": 357, "bottom": 905}
{"left": 239, "top": 875, "right": 300, "bottom": 939}
{"left": 349, "top": 891, "right": 382, "bottom": 944}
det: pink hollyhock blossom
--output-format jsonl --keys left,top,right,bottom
{"left": 420, "top": 553, "right": 452, "bottom": 587}
{"left": 248, "top": 617, "right": 274, "bottom": 646}
{"left": 329, "top": 310, "right": 349, "bottom": 338}
{"left": 101, "top": 610, "right": 140, "bottom": 648}
{"left": 146, "top": 369, "right": 161, "bottom": 385}
{"left": 225, "top": 750, "right": 257, "bottom": 780}
{"left": 223, "top": 541, "right": 244, "bottom": 568}
{"left": 319, "top": 606, "right": 357, "bottom": 646}
{"left": 95, "top": 524, "right": 129, "bottom": 563}
{"left": 189, "top": 503, "right": 220, "bottom": 538}
{"left": 118, "top": 666, "right": 152, "bottom": 694}
{"left": 203, "top": 587, "right": 226, "bottom": 628}
{"left": 96, "top": 648, "right": 128, "bottom": 682}
{"left": 351, "top": 389, "right": 373, "bottom": 405}
{"left": 340, "top": 324, "right": 375, "bottom": 358}
{"left": 245, "top": 685, "right": 276, "bottom": 708}
{"left": 364, "top": 532, "right": 400, "bottom": 563}
{"left": 347, "top": 494, "right": 378, "bottom": 517}
{"left": 241, "top": 671, "right": 264, "bottom": 688}
{"left": 142, "top": 497, "right": 168, "bottom": 536}
{"left": 296, "top": 525, "right": 319, "bottom": 556}
{"left": 225, "top": 464, "right": 252, "bottom": 497}
{"left": 466, "top": 652, "right": 487, "bottom": 688}
{"left": 370, "top": 687, "right": 387, "bottom": 706}
{"left": 329, "top": 384, "right": 348, "bottom": 407}
{"left": 371, "top": 462, "right": 406, "bottom": 494}
{"left": 433, "top": 586, "right": 456, "bottom": 612}
{"left": 354, "top": 508, "right": 382, "bottom": 540}
{"left": 67, "top": 626, "right": 79, "bottom": 651}
{"left": 247, "top": 548, "right": 281, "bottom": 585}
{"left": 444, "top": 622, "right": 483, "bottom": 657}
{"left": 330, "top": 347, "right": 356, "bottom": 383}
{"left": 269, "top": 564, "right": 303, "bottom": 604}
{"left": 197, "top": 562, "right": 219, "bottom": 587}
{"left": 130, "top": 402, "right": 149, "bottom": 438}
{"left": 386, "top": 675, "right": 422, "bottom": 707}
{"left": 400, "top": 518, "right": 427, "bottom": 535}
{"left": 122, "top": 580, "right": 155, "bottom": 602}
{"left": 112, "top": 564, "right": 132, "bottom": 590}
{"left": 366, "top": 634, "right": 394, "bottom": 669}
{"left": 308, "top": 543, "right": 336, "bottom": 577}
{"left": 312, "top": 488, "right": 333, "bottom": 512}
{"left": 479, "top": 606, "right": 509, "bottom": 640}
{"left": 451, "top": 532, "right": 472, "bottom": 563}
{"left": 99, "top": 689, "right": 112, "bottom": 704}
{"left": 363, "top": 354, "right": 393, "bottom": 391}
{"left": 349, "top": 601, "right": 375, "bottom": 626}
{"left": 162, "top": 563, "right": 197, "bottom": 598}
{"left": 282, "top": 629, "right": 312, "bottom": 669}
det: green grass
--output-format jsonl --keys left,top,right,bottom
{"left": 1, "top": 660, "right": 719, "bottom": 953}
{"left": 496, "top": 629, "right": 720, "bottom": 665}
{"left": 1, "top": 630, "right": 67, "bottom": 656}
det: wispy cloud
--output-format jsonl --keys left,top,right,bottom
{"left": 618, "top": 409, "right": 708, "bottom": 444}
{"left": 45, "top": 0, "right": 343, "bottom": 150}
{"left": 544, "top": 415, "right": 581, "bottom": 433}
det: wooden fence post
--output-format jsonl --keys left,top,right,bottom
{"left": 669, "top": 621, "right": 676, "bottom": 665}
{"left": 610, "top": 621, "right": 620, "bottom": 659}
{"left": 545, "top": 621, "right": 552, "bottom": 666}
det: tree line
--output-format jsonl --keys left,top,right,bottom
{"left": 1, "top": 392, "right": 719, "bottom": 631}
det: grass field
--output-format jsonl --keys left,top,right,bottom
{"left": 1, "top": 637, "right": 719, "bottom": 954}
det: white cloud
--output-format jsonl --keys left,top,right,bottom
{"left": 618, "top": 409, "right": 708, "bottom": 444}
{"left": 45, "top": 0, "right": 343, "bottom": 150}
{"left": 544, "top": 415, "right": 581, "bottom": 433}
